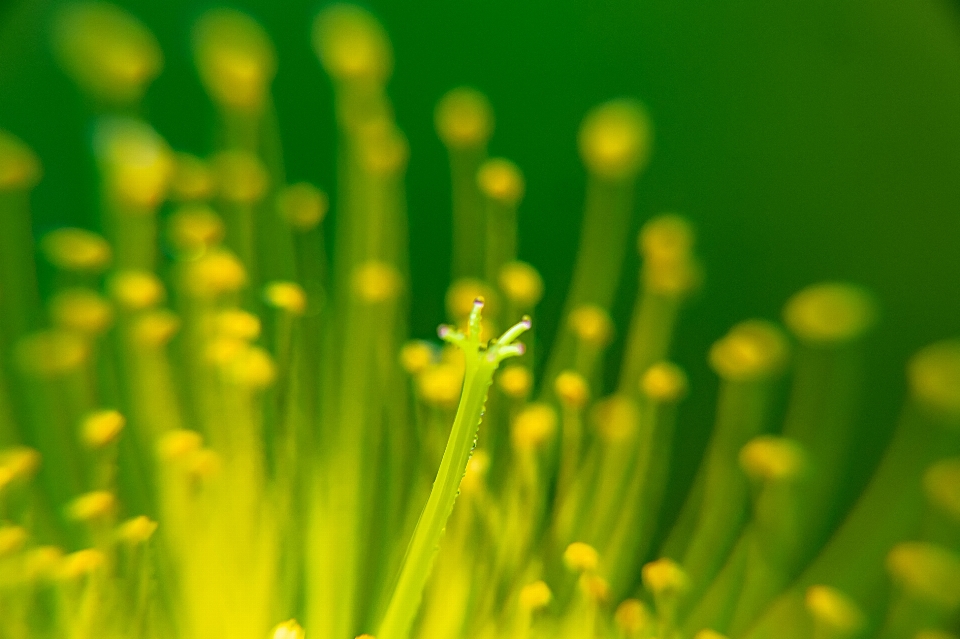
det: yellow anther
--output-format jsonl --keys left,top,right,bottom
{"left": 578, "top": 99, "right": 652, "bottom": 181}
{"left": 886, "top": 542, "right": 960, "bottom": 610}
{"left": 446, "top": 279, "right": 496, "bottom": 320}
{"left": 272, "top": 619, "right": 306, "bottom": 639}
{"left": 131, "top": 310, "right": 180, "bottom": 348}
{"left": 399, "top": 341, "right": 435, "bottom": 376}
{"left": 52, "top": 3, "right": 162, "bottom": 104}
{"left": 277, "top": 182, "right": 328, "bottom": 230}
{"left": 184, "top": 249, "right": 247, "bottom": 298}
{"left": 563, "top": 541, "right": 600, "bottom": 573}
{"left": 512, "top": 402, "right": 557, "bottom": 451}
{"left": 519, "top": 580, "right": 552, "bottom": 611}
{"left": 360, "top": 124, "right": 409, "bottom": 175}
{"left": 188, "top": 448, "right": 222, "bottom": 481}
{"left": 231, "top": 346, "right": 277, "bottom": 389}
{"left": 0, "top": 129, "right": 42, "bottom": 191}
{"left": 167, "top": 204, "right": 225, "bottom": 255}
{"left": 739, "top": 436, "right": 806, "bottom": 482}
{"left": 477, "top": 158, "right": 524, "bottom": 206}
{"left": 615, "top": 599, "right": 652, "bottom": 635}
{"left": 94, "top": 117, "right": 174, "bottom": 208}
{"left": 108, "top": 270, "right": 165, "bottom": 310}
{"left": 352, "top": 261, "right": 402, "bottom": 303}
{"left": 192, "top": 8, "right": 276, "bottom": 112}
{"left": 0, "top": 447, "right": 40, "bottom": 492}
{"left": 313, "top": 4, "right": 392, "bottom": 85}
{"left": 157, "top": 429, "right": 203, "bottom": 462}
{"left": 80, "top": 409, "right": 126, "bottom": 449}
{"left": 641, "top": 361, "right": 689, "bottom": 403}
{"left": 67, "top": 490, "right": 117, "bottom": 522}
{"left": 216, "top": 309, "right": 261, "bottom": 341}
{"left": 26, "top": 546, "right": 63, "bottom": 580}
{"left": 554, "top": 370, "right": 590, "bottom": 409}
{"left": 417, "top": 364, "right": 464, "bottom": 409}
{"left": 908, "top": 340, "right": 960, "bottom": 418}
{"left": 15, "top": 330, "right": 89, "bottom": 378}
{"left": 356, "top": 635, "right": 376, "bottom": 639}
{"left": 639, "top": 214, "right": 695, "bottom": 263}
{"left": 709, "top": 319, "right": 791, "bottom": 382}
{"left": 41, "top": 228, "right": 112, "bottom": 273}
{"left": 498, "top": 365, "right": 532, "bottom": 399}
{"left": 214, "top": 150, "right": 269, "bottom": 204}
{"left": 264, "top": 281, "right": 307, "bottom": 316}
{"left": 170, "top": 153, "right": 215, "bottom": 202}
{"left": 568, "top": 304, "right": 614, "bottom": 347}
{"left": 804, "top": 585, "right": 865, "bottom": 636}
{"left": 0, "top": 525, "right": 27, "bottom": 556}
{"left": 59, "top": 548, "right": 106, "bottom": 580}
{"left": 49, "top": 288, "right": 114, "bottom": 336}
{"left": 581, "top": 575, "right": 611, "bottom": 603}
{"left": 118, "top": 515, "right": 158, "bottom": 544}
{"left": 642, "top": 557, "right": 688, "bottom": 597}
{"left": 593, "top": 394, "right": 639, "bottom": 442}
{"left": 498, "top": 261, "right": 544, "bottom": 309}
{"left": 783, "top": 282, "right": 877, "bottom": 345}
{"left": 205, "top": 336, "right": 247, "bottom": 366}
{"left": 924, "top": 458, "right": 960, "bottom": 522}
{"left": 435, "top": 87, "right": 494, "bottom": 149}
{"left": 695, "top": 630, "right": 728, "bottom": 639}
{"left": 460, "top": 450, "right": 490, "bottom": 494}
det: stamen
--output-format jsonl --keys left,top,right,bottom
{"left": 40, "top": 228, "right": 112, "bottom": 274}
{"left": 66, "top": 490, "right": 117, "bottom": 522}
{"left": 80, "top": 409, "right": 125, "bottom": 450}
{"left": 886, "top": 542, "right": 960, "bottom": 610}
{"left": 739, "top": 436, "right": 807, "bottom": 483}
{"left": 264, "top": 281, "right": 308, "bottom": 316}
{"left": 511, "top": 403, "right": 558, "bottom": 452}
{"left": 49, "top": 288, "right": 114, "bottom": 336}
{"left": 578, "top": 99, "right": 652, "bottom": 181}
{"left": 117, "top": 515, "right": 158, "bottom": 545}
{"left": 108, "top": 270, "right": 165, "bottom": 311}
{"left": 277, "top": 182, "right": 328, "bottom": 231}
{"left": 0, "top": 129, "right": 42, "bottom": 191}
{"left": 519, "top": 580, "right": 552, "bottom": 611}
{"left": 477, "top": 158, "right": 525, "bottom": 206}
{"left": 923, "top": 458, "right": 960, "bottom": 522}
{"left": 498, "top": 261, "right": 544, "bottom": 309}
{"left": 312, "top": 4, "right": 393, "bottom": 85}
{"left": 783, "top": 282, "right": 877, "bottom": 345}
{"left": 563, "top": 541, "right": 600, "bottom": 573}
{"left": 497, "top": 365, "right": 533, "bottom": 400}
{"left": 555, "top": 370, "right": 590, "bottom": 409}
{"left": 169, "top": 153, "right": 215, "bottom": 203}
{"left": 805, "top": 584, "right": 865, "bottom": 638}
{"left": 907, "top": 339, "right": 960, "bottom": 419}
{"left": 709, "top": 319, "right": 791, "bottom": 381}
{"left": 641, "top": 361, "right": 689, "bottom": 403}
{"left": 435, "top": 87, "right": 494, "bottom": 150}
{"left": 272, "top": 619, "right": 306, "bottom": 639}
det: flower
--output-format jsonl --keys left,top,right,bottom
{"left": 0, "top": 4, "right": 958, "bottom": 639}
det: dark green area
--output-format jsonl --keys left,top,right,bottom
{"left": 1, "top": 0, "right": 959, "bottom": 523}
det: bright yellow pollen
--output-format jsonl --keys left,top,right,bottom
{"left": 272, "top": 619, "right": 306, "bottom": 639}
{"left": 0, "top": 447, "right": 40, "bottom": 484}
{"left": 118, "top": 515, "right": 158, "bottom": 544}
{"left": 578, "top": 99, "right": 652, "bottom": 181}
{"left": 49, "top": 288, "right": 114, "bottom": 336}
{"left": 58, "top": 548, "right": 107, "bottom": 580}
{"left": 108, "top": 270, "right": 165, "bottom": 310}
{"left": 804, "top": 585, "right": 865, "bottom": 635}
{"left": 554, "top": 370, "right": 590, "bottom": 409}
{"left": 230, "top": 346, "right": 277, "bottom": 389}
{"left": 94, "top": 118, "right": 174, "bottom": 209}
{"left": 639, "top": 213, "right": 695, "bottom": 263}
{"left": 193, "top": 8, "right": 277, "bottom": 112}
{"left": 131, "top": 310, "right": 181, "bottom": 348}
{"left": 709, "top": 319, "right": 791, "bottom": 382}
{"left": 41, "top": 228, "right": 112, "bottom": 273}
{"left": 563, "top": 541, "right": 600, "bottom": 573}
{"left": 313, "top": 4, "right": 393, "bottom": 85}
{"left": 886, "top": 542, "right": 960, "bottom": 610}
{"left": 642, "top": 557, "right": 689, "bottom": 596}
{"left": 80, "top": 409, "right": 126, "bottom": 449}
{"left": 0, "top": 130, "right": 42, "bottom": 191}
{"left": 739, "top": 436, "right": 806, "bottom": 482}
{"left": 264, "top": 281, "right": 308, "bottom": 315}
{"left": 352, "top": 261, "right": 402, "bottom": 303}
{"left": 477, "top": 158, "right": 524, "bottom": 206}
{"left": 216, "top": 309, "right": 262, "bottom": 341}
{"left": 783, "top": 282, "right": 877, "bottom": 345}
{"left": 67, "top": 490, "right": 117, "bottom": 522}
{"left": 360, "top": 124, "right": 409, "bottom": 175}
{"left": 519, "top": 580, "right": 552, "bottom": 611}
{"left": 205, "top": 336, "right": 247, "bottom": 366}
{"left": 435, "top": 87, "right": 494, "bottom": 149}
{"left": 498, "top": 261, "right": 544, "bottom": 308}
{"left": 167, "top": 204, "right": 225, "bottom": 255}
{"left": 512, "top": 402, "right": 557, "bottom": 451}
{"left": 615, "top": 599, "right": 651, "bottom": 634}
{"left": 158, "top": 430, "right": 203, "bottom": 462}
{"left": 184, "top": 249, "right": 248, "bottom": 298}
{"left": 497, "top": 365, "right": 532, "bottom": 399}
{"left": 641, "top": 361, "right": 689, "bottom": 403}
{"left": 399, "top": 341, "right": 434, "bottom": 376}
{"left": 277, "top": 182, "right": 328, "bottom": 230}
{"left": 0, "top": 525, "right": 28, "bottom": 556}
{"left": 568, "top": 304, "right": 614, "bottom": 346}
{"left": 417, "top": 364, "right": 464, "bottom": 409}
{"left": 695, "top": 630, "right": 729, "bottom": 639}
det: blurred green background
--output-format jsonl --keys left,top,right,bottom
{"left": 1, "top": 0, "right": 958, "bottom": 514}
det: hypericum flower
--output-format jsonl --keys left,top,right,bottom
{"left": 0, "top": 4, "right": 958, "bottom": 639}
